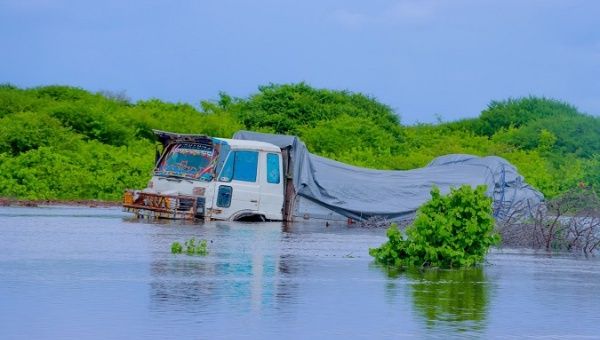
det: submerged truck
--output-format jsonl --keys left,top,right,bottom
{"left": 123, "top": 130, "right": 543, "bottom": 222}
{"left": 123, "top": 130, "right": 290, "bottom": 221}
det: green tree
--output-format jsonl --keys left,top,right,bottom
{"left": 231, "top": 82, "right": 403, "bottom": 136}
{"left": 478, "top": 96, "right": 579, "bottom": 136}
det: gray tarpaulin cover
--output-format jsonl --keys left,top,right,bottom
{"left": 234, "top": 131, "right": 543, "bottom": 221}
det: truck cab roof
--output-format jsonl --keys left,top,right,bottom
{"left": 152, "top": 129, "right": 281, "bottom": 153}
{"left": 215, "top": 138, "right": 281, "bottom": 153}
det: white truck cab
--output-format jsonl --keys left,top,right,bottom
{"left": 123, "top": 131, "right": 284, "bottom": 221}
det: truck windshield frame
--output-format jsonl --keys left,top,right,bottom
{"left": 154, "top": 143, "right": 217, "bottom": 181}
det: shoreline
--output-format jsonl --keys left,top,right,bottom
{"left": 0, "top": 198, "right": 120, "bottom": 208}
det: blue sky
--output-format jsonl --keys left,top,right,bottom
{"left": 1, "top": 0, "right": 598, "bottom": 123}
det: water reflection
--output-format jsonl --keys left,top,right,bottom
{"left": 409, "top": 268, "right": 490, "bottom": 333}
{"left": 148, "top": 222, "right": 301, "bottom": 315}
{"left": 383, "top": 267, "right": 491, "bottom": 334}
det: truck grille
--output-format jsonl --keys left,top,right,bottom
{"left": 123, "top": 191, "right": 204, "bottom": 220}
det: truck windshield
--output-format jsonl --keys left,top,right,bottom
{"left": 155, "top": 143, "right": 216, "bottom": 181}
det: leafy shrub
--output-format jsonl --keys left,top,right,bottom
{"left": 45, "top": 101, "right": 132, "bottom": 146}
{"left": 0, "top": 141, "right": 153, "bottom": 200}
{"left": 0, "top": 111, "right": 79, "bottom": 155}
{"left": 186, "top": 238, "right": 209, "bottom": 256}
{"left": 171, "top": 241, "right": 183, "bottom": 254}
{"left": 478, "top": 96, "right": 579, "bottom": 136}
{"left": 171, "top": 238, "right": 208, "bottom": 256}
{"left": 299, "top": 114, "right": 406, "bottom": 170}
{"left": 493, "top": 114, "right": 600, "bottom": 158}
{"left": 583, "top": 155, "right": 600, "bottom": 189}
{"left": 230, "top": 82, "right": 402, "bottom": 136}
{"left": 34, "top": 85, "right": 92, "bottom": 101}
{"left": 370, "top": 185, "right": 500, "bottom": 268}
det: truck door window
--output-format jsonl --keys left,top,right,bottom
{"left": 218, "top": 151, "right": 258, "bottom": 182}
{"left": 233, "top": 151, "right": 258, "bottom": 182}
{"left": 266, "top": 153, "right": 280, "bottom": 184}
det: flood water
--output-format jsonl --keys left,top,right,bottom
{"left": 1, "top": 206, "right": 599, "bottom": 339}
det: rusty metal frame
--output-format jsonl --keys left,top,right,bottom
{"left": 123, "top": 190, "right": 202, "bottom": 220}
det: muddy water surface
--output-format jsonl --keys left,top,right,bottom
{"left": 1, "top": 206, "right": 599, "bottom": 339}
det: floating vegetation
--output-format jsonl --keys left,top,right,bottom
{"left": 171, "top": 241, "right": 183, "bottom": 254}
{"left": 171, "top": 237, "right": 208, "bottom": 256}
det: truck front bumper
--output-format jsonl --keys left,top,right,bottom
{"left": 122, "top": 190, "right": 205, "bottom": 220}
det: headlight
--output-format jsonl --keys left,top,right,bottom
{"left": 123, "top": 191, "right": 133, "bottom": 205}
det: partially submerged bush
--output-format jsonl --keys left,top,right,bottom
{"left": 185, "top": 237, "right": 208, "bottom": 256}
{"left": 171, "top": 237, "right": 208, "bottom": 256}
{"left": 171, "top": 241, "right": 183, "bottom": 254}
{"left": 370, "top": 185, "right": 500, "bottom": 268}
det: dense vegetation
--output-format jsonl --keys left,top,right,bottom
{"left": 1, "top": 82, "right": 599, "bottom": 201}
{"left": 370, "top": 185, "right": 500, "bottom": 268}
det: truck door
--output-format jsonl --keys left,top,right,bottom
{"left": 213, "top": 150, "right": 261, "bottom": 220}
{"left": 260, "top": 152, "right": 284, "bottom": 220}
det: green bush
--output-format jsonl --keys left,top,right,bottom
{"left": 171, "top": 238, "right": 208, "bottom": 256}
{"left": 0, "top": 141, "right": 153, "bottom": 200}
{"left": 370, "top": 185, "right": 500, "bottom": 268}
{"left": 171, "top": 241, "right": 183, "bottom": 254}
{"left": 493, "top": 114, "right": 600, "bottom": 158}
{"left": 478, "top": 96, "right": 579, "bottom": 136}
{"left": 0, "top": 111, "right": 79, "bottom": 155}
{"left": 230, "top": 82, "right": 402, "bottom": 136}
{"left": 185, "top": 238, "right": 208, "bottom": 256}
